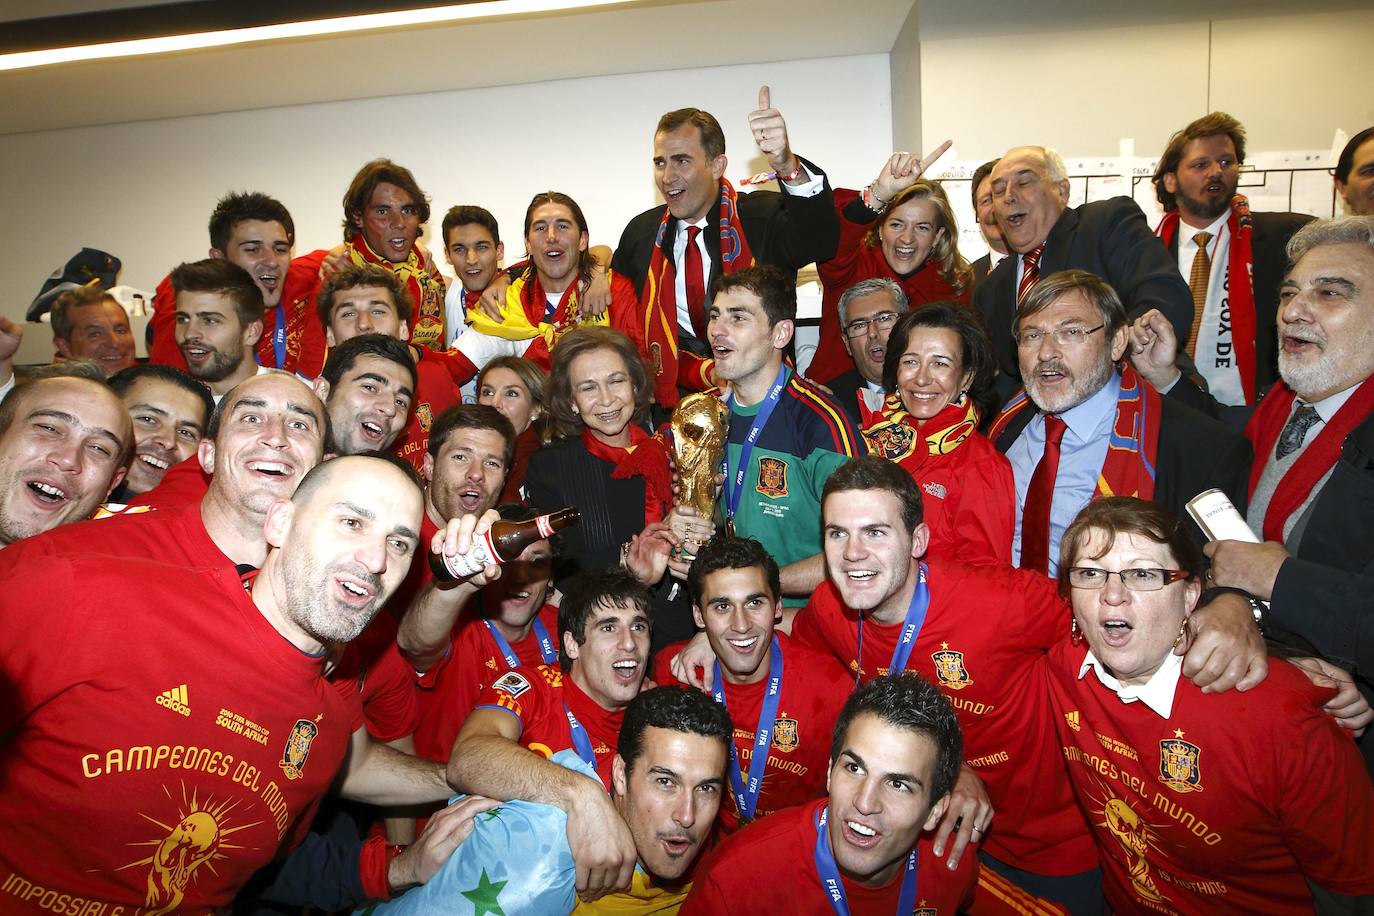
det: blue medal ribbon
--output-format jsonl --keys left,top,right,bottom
{"left": 723, "top": 364, "right": 789, "bottom": 525}
{"left": 813, "top": 805, "right": 919, "bottom": 916}
{"left": 272, "top": 305, "right": 287, "bottom": 368}
{"left": 563, "top": 703, "right": 596, "bottom": 768}
{"left": 485, "top": 618, "right": 558, "bottom": 670}
{"left": 710, "top": 635, "right": 783, "bottom": 822}
{"left": 857, "top": 563, "right": 930, "bottom": 678}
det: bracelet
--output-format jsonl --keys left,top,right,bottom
{"left": 776, "top": 157, "right": 805, "bottom": 183}
{"left": 619, "top": 541, "right": 631, "bottom": 567}
{"left": 862, "top": 183, "right": 890, "bottom": 213}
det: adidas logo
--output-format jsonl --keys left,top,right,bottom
{"left": 1064, "top": 710, "right": 1081, "bottom": 732}
{"left": 156, "top": 684, "right": 191, "bottom": 717}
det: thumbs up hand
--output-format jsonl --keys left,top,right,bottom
{"left": 746, "top": 85, "right": 798, "bottom": 178}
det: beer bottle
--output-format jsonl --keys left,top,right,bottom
{"left": 429, "top": 507, "right": 580, "bottom": 582}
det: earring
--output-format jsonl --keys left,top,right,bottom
{"left": 956, "top": 390, "right": 968, "bottom": 407}
{"left": 1070, "top": 618, "right": 1084, "bottom": 646}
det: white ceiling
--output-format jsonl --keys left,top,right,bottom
{"left": 1, "top": 0, "right": 1366, "bottom": 136}
{"left": 0, "top": 0, "right": 917, "bottom": 135}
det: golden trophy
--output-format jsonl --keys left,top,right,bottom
{"left": 670, "top": 391, "right": 729, "bottom": 520}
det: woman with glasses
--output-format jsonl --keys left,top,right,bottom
{"left": 860, "top": 303, "right": 1015, "bottom": 565}
{"left": 1048, "top": 496, "right": 1374, "bottom": 913}
{"left": 807, "top": 150, "right": 972, "bottom": 386}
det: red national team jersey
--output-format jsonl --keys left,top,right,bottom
{"left": 413, "top": 602, "right": 560, "bottom": 764}
{"left": 1047, "top": 641, "right": 1374, "bottom": 913}
{"left": 392, "top": 348, "right": 463, "bottom": 474}
{"left": 654, "top": 632, "right": 851, "bottom": 833}
{"left": 0, "top": 555, "right": 362, "bottom": 915}
{"left": 473, "top": 663, "right": 624, "bottom": 789}
{"left": 792, "top": 560, "right": 1094, "bottom": 876}
{"left": 0, "top": 504, "right": 418, "bottom": 743}
{"left": 124, "top": 454, "right": 211, "bottom": 510}
{"left": 680, "top": 798, "right": 976, "bottom": 915}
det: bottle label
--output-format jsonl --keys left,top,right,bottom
{"left": 440, "top": 529, "right": 497, "bottom": 579}
{"left": 536, "top": 515, "right": 555, "bottom": 538}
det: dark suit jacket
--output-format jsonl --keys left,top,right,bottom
{"left": 1169, "top": 378, "right": 1374, "bottom": 682}
{"left": 1163, "top": 210, "right": 1313, "bottom": 395}
{"left": 992, "top": 381, "right": 1253, "bottom": 550}
{"left": 970, "top": 253, "right": 992, "bottom": 287}
{"left": 612, "top": 159, "right": 839, "bottom": 355}
{"left": 975, "top": 197, "right": 1192, "bottom": 401}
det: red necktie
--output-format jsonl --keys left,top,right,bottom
{"left": 1017, "top": 244, "right": 1045, "bottom": 304}
{"left": 1020, "top": 414, "right": 1067, "bottom": 575}
{"left": 684, "top": 225, "right": 707, "bottom": 339}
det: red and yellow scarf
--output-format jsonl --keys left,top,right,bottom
{"left": 580, "top": 426, "right": 673, "bottom": 524}
{"left": 987, "top": 365, "right": 1162, "bottom": 501}
{"left": 642, "top": 180, "right": 755, "bottom": 407}
{"left": 859, "top": 394, "right": 980, "bottom": 471}
{"left": 465, "top": 264, "right": 612, "bottom": 356}
{"left": 1155, "top": 195, "right": 1258, "bottom": 402}
{"left": 346, "top": 234, "right": 447, "bottom": 351}
{"left": 1245, "top": 375, "right": 1374, "bottom": 541}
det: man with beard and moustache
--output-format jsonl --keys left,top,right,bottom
{"left": 1150, "top": 112, "right": 1312, "bottom": 406}
{"left": 316, "top": 334, "right": 416, "bottom": 457}
{"left": 150, "top": 191, "right": 328, "bottom": 378}
{"left": 105, "top": 364, "right": 212, "bottom": 502}
{"left": 0, "top": 375, "right": 132, "bottom": 547}
{"left": 316, "top": 263, "right": 465, "bottom": 472}
{"left": 1131, "top": 216, "right": 1374, "bottom": 774}
{"left": 0, "top": 454, "right": 455, "bottom": 916}
{"left": 681, "top": 674, "right": 978, "bottom": 915}
{"left": 47, "top": 285, "right": 137, "bottom": 376}
{"left": 447, "top": 568, "right": 655, "bottom": 903}
{"left": 975, "top": 146, "right": 1192, "bottom": 400}
{"left": 172, "top": 258, "right": 268, "bottom": 402}
{"left": 824, "top": 278, "right": 908, "bottom": 427}
{"left": 987, "top": 270, "right": 1250, "bottom": 576}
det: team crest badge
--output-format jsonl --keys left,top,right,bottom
{"left": 862, "top": 422, "right": 915, "bottom": 461}
{"left": 771, "top": 717, "right": 799, "bottom": 753}
{"left": 1158, "top": 730, "right": 1203, "bottom": 793}
{"left": 416, "top": 402, "right": 434, "bottom": 432}
{"left": 931, "top": 643, "right": 973, "bottom": 690}
{"left": 755, "top": 456, "right": 788, "bottom": 498}
{"left": 914, "top": 907, "right": 938, "bottom": 916}
{"left": 280, "top": 716, "right": 321, "bottom": 780}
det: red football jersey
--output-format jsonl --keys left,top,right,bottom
{"left": 474, "top": 663, "right": 624, "bottom": 789}
{"left": 392, "top": 348, "right": 462, "bottom": 474}
{"left": 680, "top": 798, "right": 976, "bottom": 915}
{"left": 413, "top": 602, "right": 560, "bottom": 763}
{"left": 792, "top": 559, "right": 1094, "bottom": 876}
{"left": 1048, "top": 641, "right": 1374, "bottom": 913}
{"left": 0, "top": 555, "right": 362, "bottom": 915}
{"left": 654, "top": 632, "right": 851, "bottom": 833}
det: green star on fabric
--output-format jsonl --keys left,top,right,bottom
{"left": 461, "top": 868, "right": 507, "bottom": 916}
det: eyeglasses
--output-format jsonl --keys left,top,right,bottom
{"left": 1014, "top": 324, "right": 1105, "bottom": 348}
{"left": 843, "top": 311, "right": 901, "bottom": 339}
{"left": 1065, "top": 567, "right": 1192, "bottom": 591}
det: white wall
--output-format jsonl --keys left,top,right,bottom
{"left": 0, "top": 53, "right": 892, "bottom": 320}
{"left": 919, "top": 8, "right": 1374, "bottom": 161}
